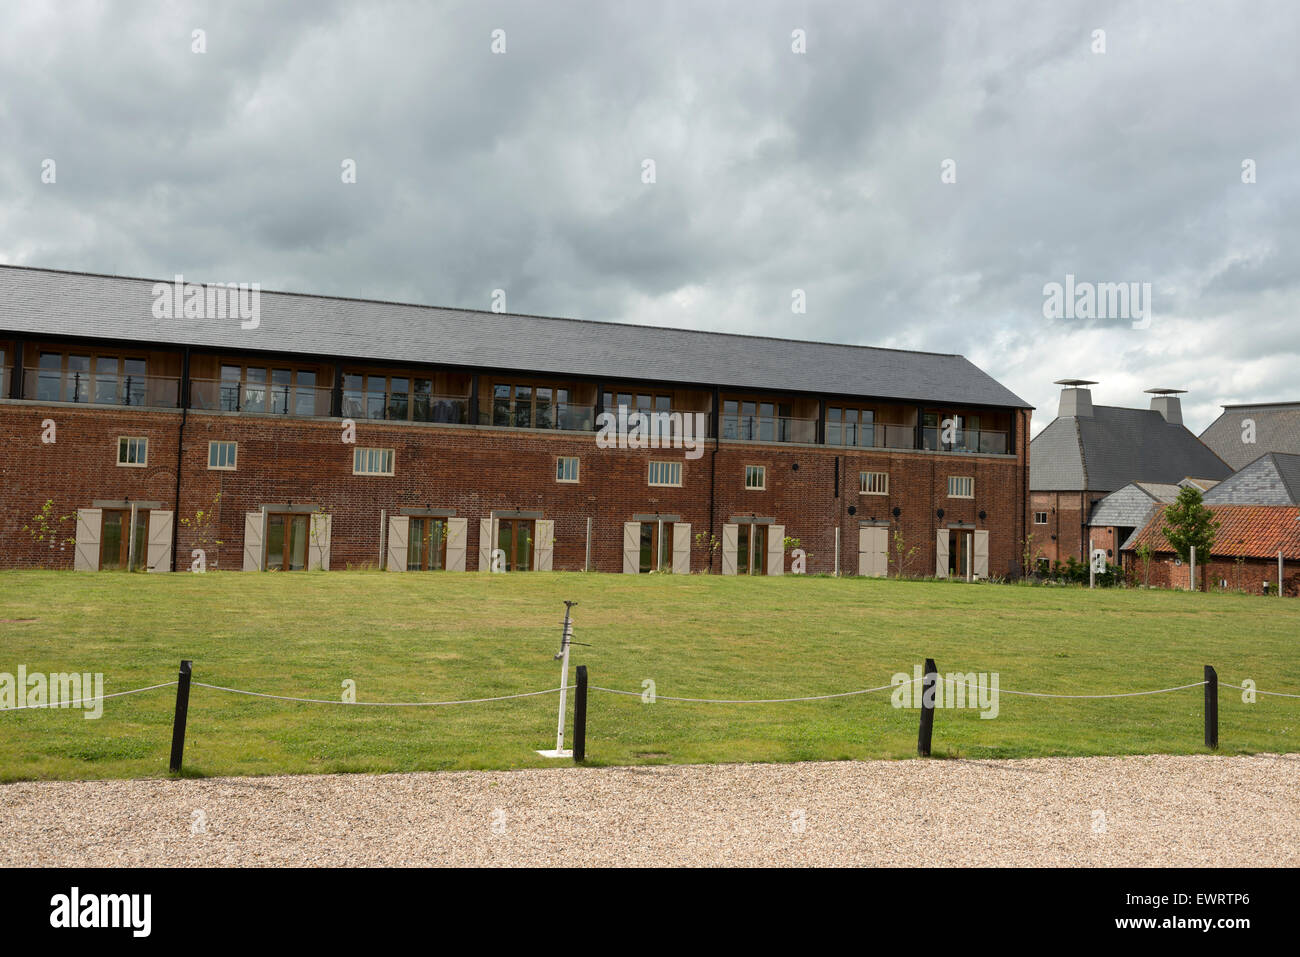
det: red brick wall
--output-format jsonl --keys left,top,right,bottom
{"left": 1, "top": 401, "right": 1029, "bottom": 576}
{"left": 1130, "top": 552, "right": 1299, "bottom": 596}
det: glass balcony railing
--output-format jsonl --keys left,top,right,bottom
{"left": 23, "top": 369, "right": 180, "bottom": 408}
{"left": 479, "top": 403, "right": 595, "bottom": 432}
{"left": 343, "top": 390, "right": 469, "bottom": 424}
{"left": 826, "top": 422, "right": 917, "bottom": 450}
{"left": 597, "top": 406, "right": 711, "bottom": 438}
{"left": 721, "top": 414, "right": 818, "bottom": 444}
{"left": 922, "top": 427, "right": 1009, "bottom": 455}
{"left": 190, "top": 379, "right": 334, "bottom": 416}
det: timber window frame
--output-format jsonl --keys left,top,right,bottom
{"left": 219, "top": 362, "right": 322, "bottom": 416}
{"left": 744, "top": 465, "right": 766, "bottom": 490}
{"left": 556, "top": 456, "right": 580, "bottom": 483}
{"left": 1033, "top": 511, "right": 1048, "bottom": 525}
{"left": 352, "top": 447, "right": 395, "bottom": 476}
{"left": 859, "top": 471, "right": 889, "bottom": 495}
{"left": 208, "top": 440, "right": 238, "bottom": 470}
{"left": 947, "top": 475, "right": 975, "bottom": 499}
{"left": 116, "top": 436, "right": 148, "bottom": 467}
{"left": 648, "top": 460, "right": 683, "bottom": 487}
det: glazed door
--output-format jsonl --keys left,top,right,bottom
{"left": 99, "top": 509, "right": 149, "bottom": 571}
{"left": 408, "top": 518, "right": 448, "bottom": 570}
{"left": 267, "top": 513, "right": 310, "bottom": 571}
{"left": 496, "top": 519, "right": 534, "bottom": 571}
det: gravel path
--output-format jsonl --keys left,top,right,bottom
{"left": 1, "top": 753, "right": 1296, "bottom": 867}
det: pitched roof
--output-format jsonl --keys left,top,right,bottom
{"left": 0, "top": 264, "right": 1030, "bottom": 409}
{"left": 1088, "top": 482, "right": 1180, "bottom": 528}
{"left": 1203, "top": 452, "right": 1300, "bottom": 506}
{"left": 1199, "top": 402, "right": 1300, "bottom": 469}
{"left": 1030, "top": 404, "right": 1231, "bottom": 492}
{"left": 1124, "top": 504, "right": 1300, "bottom": 560}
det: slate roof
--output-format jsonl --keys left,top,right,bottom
{"left": 0, "top": 264, "right": 1031, "bottom": 409}
{"left": 1030, "top": 405, "right": 1231, "bottom": 492}
{"left": 1089, "top": 482, "right": 1180, "bottom": 528}
{"left": 1199, "top": 402, "right": 1300, "bottom": 469}
{"left": 1203, "top": 452, "right": 1300, "bottom": 506}
{"left": 1125, "top": 504, "right": 1300, "bottom": 560}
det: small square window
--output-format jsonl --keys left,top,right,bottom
{"left": 117, "top": 436, "right": 148, "bottom": 467}
{"left": 859, "top": 471, "right": 889, "bottom": 495}
{"left": 208, "top": 440, "right": 238, "bottom": 470}
{"left": 556, "top": 456, "right": 580, "bottom": 483}
{"left": 744, "top": 465, "right": 765, "bottom": 490}
{"left": 1033, "top": 511, "right": 1048, "bottom": 524}
{"left": 648, "top": 460, "right": 682, "bottom": 487}
{"left": 947, "top": 475, "right": 974, "bottom": 498}
{"left": 353, "top": 447, "right": 395, "bottom": 476}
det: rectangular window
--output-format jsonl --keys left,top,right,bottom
{"left": 353, "top": 447, "right": 395, "bottom": 476}
{"left": 1034, "top": 511, "right": 1048, "bottom": 524}
{"left": 744, "top": 465, "right": 766, "bottom": 490}
{"left": 556, "top": 456, "right": 580, "bottom": 483}
{"left": 948, "top": 475, "right": 974, "bottom": 498}
{"left": 648, "top": 460, "right": 682, "bottom": 487}
{"left": 117, "top": 436, "right": 148, "bottom": 467}
{"left": 860, "top": 471, "right": 889, "bottom": 495}
{"left": 208, "top": 441, "right": 238, "bottom": 470}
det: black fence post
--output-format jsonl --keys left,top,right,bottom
{"left": 1204, "top": 664, "right": 1218, "bottom": 750}
{"left": 573, "top": 665, "right": 588, "bottom": 763}
{"left": 917, "top": 658, "right": 938, "bottom": 757}
{"left": 169, "top": 660, "right": 193, "bottom": 773}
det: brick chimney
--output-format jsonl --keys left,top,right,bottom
{"left": 1054, "top": 379, "right": 1096, "bottom": 418}
{"left": 1146, "top": 388, "right": 1186, "bottom": 425}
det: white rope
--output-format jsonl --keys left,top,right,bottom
{"left": 591, "top": 676, "right": 918, "bottom": 704}
{"left": 995, "top": 681, "right": 1208, "bottom": 699}
{"left": 0, "top": 680, "right": 178, "bottom": 712}
{"left": 191, "top": 681, "right": 563, "bottom": 706}
{"left": 1217, "top": 681, "right": 1300, "bottom": 699}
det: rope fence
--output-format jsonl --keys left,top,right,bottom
{"left": 3, "top": 659, "right": 1296, "bottom": 770}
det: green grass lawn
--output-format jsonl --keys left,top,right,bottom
{"left": 1, "top": 571, "right": 1297, "bottom": 781}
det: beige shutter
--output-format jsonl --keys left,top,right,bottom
{"left": 73, "top": 508, "right": 101, "bottom": 572}
{"left": 973, "top": 529, "right": 989, "bottom": 580}
{"left": 766, "top": 524, "right": 785, "bottom": 576}
{"left": 309, "top": 513, "right": 331, "bottom": 570}
{"left": 935, "top": 528, "right": 949, "bottom": 579}
{"left": 534, "top": 520, "right": 554, "bottom": 571}
{"left": 622, "top": 522, "right": 640, "bottom": 574}
{"left": 387, "top": 515, "right": 409, "bottom": 571}
{"left": 478, "top": 518, "right": 493, "bottom": 571}
{"left": 146, "top": 510, "right": 174, "bottom": 573}
{"left": 243, "top": 511, "right": 265, "bottom": 571}
{"left": 672, "top": 522, "right": 691, "bottom": 574}
{"left": 445, "top": 517, "right": 468, "bottom": 572}
{"left": 857, "top": 527, "right": 870, "bottom": 576}
{"left": 721, "top": 523, "right": 738, "bottom": 575}
{"left": 872, "top": 527, "right": 889, "bottom": 577}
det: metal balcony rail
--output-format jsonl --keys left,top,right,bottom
{"left": 922, "top": 427, "right": 1010, "bottom": 455}
{"left": 342, "top": 390, "right": 470, "bottom": 424}
{"left": 189, "top": 378, "right": 335, "bottom": 416}
{"left": 22, "top": 368, "right": 181, "bottom": 409}
{"left": 480, "top": 402, "right": 597, "bottom": 432}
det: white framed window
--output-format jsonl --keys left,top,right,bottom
{"left": 1033, "top": 511, "right": 1048, "bottom": 524}
{"left": 859, "top": 471, "right": 889, "bottom": 495}
{"left": 353, "top": 447, "right": 395, "bottom": 476}
{"left": 648, "top": 460, "right": 682, "bottom": 487}
{"left": 117, "top": 436, "right": 148, "bottom": 467}
{"left": 208, "top": 440, "right": 238, "bottom": 470}
{"left": 556, "top": 456, "right": 580, "bottom": 483}
{"left": 744, "top": 465, "right": 765, "bottom": 490}
{"left": 948, "top": 475, "right": 974, "bottom": 498}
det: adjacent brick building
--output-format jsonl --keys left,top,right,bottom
{"left": 0, "top": 265, "right": 1032, "bottom": 578}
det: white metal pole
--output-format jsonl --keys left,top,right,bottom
{"left": 1279, "top": 549, "right": 1284, "bottom": 597}
{"left": 585, "top": 517, "right": 592, "bottom": 572}
{"left": 1089, "top": 536, "right": 1095, "bottom": 589}
{"left": 834, "top": 527, "right": 840, "bottom": 577}
{"left": 554, "top": 623, "right": 571, "bottom": 752}
{"left": 1190, "top": 545, "right": 1196, "bottom": 592}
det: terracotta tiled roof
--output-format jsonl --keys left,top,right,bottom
{"left": 1125, "top": 504, "right": 1300, "bottom": 559}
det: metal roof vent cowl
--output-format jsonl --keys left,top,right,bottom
{"left": 1146, "top": 388, "right": 1186, "bottom": 426}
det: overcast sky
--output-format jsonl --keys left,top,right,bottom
{"left": 3, "top": 0, "right": 1297, "bottom": 434}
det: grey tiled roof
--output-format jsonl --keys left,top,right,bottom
{"left": 1204, "top": 452, "right": 1300, "bottom": 506}
{"left": 1199, "top": 403, "right": 1300, "bottom": 469}
{"left": 1089, "top": 482, "right": 1179, "bottom": 528}
{"left": 1030, "top": 405, "right": 1232, "bottom": 492}
{"left": 0, "top": 265, "right": 1030, "bottom": 408}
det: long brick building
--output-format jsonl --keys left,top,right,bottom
{"left": 0, "top": 265, "right": 1032, "bottom": 577}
